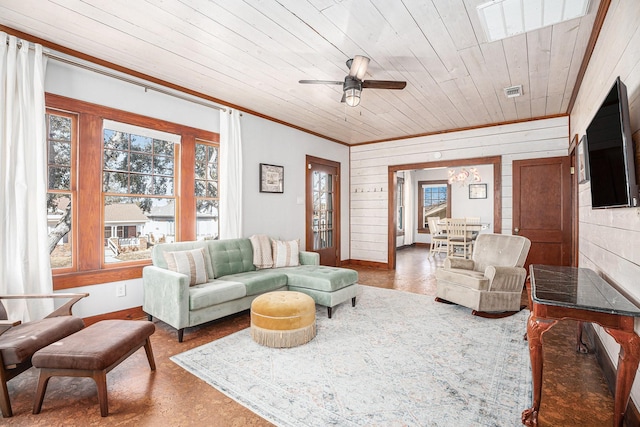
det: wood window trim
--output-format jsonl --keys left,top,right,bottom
{"left": 396, "top": 177, "right": 405, "bottom": 233}
{"left": 417, "top": 180, "right": 451, "bottom": 234}
{"left": 46, "top": 109, "right": 78, "bottom": 274}
{"left": 46, "top": 93, "right": 218, "bottom": 290}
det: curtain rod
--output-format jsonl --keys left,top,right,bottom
{"left": 5, "top": 34, "right": 227, "bottom": 113}
{"left": 47, "top": 53, "right": 227, "bottom": 112}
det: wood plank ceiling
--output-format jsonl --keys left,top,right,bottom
{"left": 0, "top": 0, "right": 600, "bottom": 145}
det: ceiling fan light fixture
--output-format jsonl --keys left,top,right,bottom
{"left": 345, "top": 87, "right": 361, "bottom": 107}
{"left": 348, "top": 55, "right": 370, "bottom": 80}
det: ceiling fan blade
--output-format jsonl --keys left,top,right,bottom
{"left": 340, "top": 92, "right": 346, "bottom": 103}
{"left": 362, "top": 80, "right": 407, "bottom": 90}
{"left": 298, "top": 80, "right": 343, "bottom": 85}
{"left": 348, "top": 55, "right": 370, "bottom": 80}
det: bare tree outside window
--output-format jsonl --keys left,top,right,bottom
{"left": 102, "top": 127, "right": 176, "bottom": 263}
{"left": 46, "top": 112, "right": 74, "bottom": 268}
{"left": 195, "top": 141, "right": 219, "bottom": 240}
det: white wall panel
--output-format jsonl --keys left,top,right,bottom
{"left": 351, "top": 117, "right": 569, "bottom": 263}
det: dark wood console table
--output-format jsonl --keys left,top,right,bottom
{"left": 523, "top": 264, "right": 640, "bottom": 427}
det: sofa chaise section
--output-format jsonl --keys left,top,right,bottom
{"left": 284, "top": 265, "right": 358, "bottom": 318}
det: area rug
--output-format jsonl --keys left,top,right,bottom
{"left": 171, "top": 286, "right": 531, "bottom": 426}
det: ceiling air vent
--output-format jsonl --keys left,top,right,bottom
{"left": 504, "top": 85, "right": 523, "bottom": 98}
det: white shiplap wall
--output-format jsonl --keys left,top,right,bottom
{"left": 569, "top": 0, "right": 640, "bottom": 404}
{"left": 350, "top": 116, "right": 569, "bottom": 263}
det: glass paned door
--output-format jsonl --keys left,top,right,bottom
{"left": 306, "top": 156, "right": 340, "bottom": 266}
{"left": 312, "top": 170, "right": 334, "bottom": 251}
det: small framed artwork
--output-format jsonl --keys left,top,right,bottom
{"left": 576, "top": 135, "right": 590, "bottom": 184}
{"left": 469, "top": 183, "right": 487, "bottom": 199}
{"left": 259, "top": 163, "right": 284, "bottom": 193}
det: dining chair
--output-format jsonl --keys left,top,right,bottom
{"left": 446, "top": 218, "right": 474, "bottom": 259}
{"left": 427, "top": 216, "right": 447, "bottom": 258}
{"left": 465, "top": 217, "right": 481, "bottom": 251}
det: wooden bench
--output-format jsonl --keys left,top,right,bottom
{"left": 32, "top": 320, "right": 156, "bottom": 417}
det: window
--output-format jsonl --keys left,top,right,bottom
{"left": 396, "top": 177, "right": 404, "bottom": 234}
{"left": 46, "top": 94, "right": 218, "bottom": 289}
{"left": 46, "top": 111, "right": 76, "bottom": 271}
{"left": 195, "top": 141, "right": 219, "bottom": 240}
{"left": 102, "top": 123, "right": 177, "bottom": 263}
{"left": 417, "top": 180, "right": 450, "bottom": 233}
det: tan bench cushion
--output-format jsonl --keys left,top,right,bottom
{"left": 0, "top": 316, "right": 85, "bottom": 366}
{"left": 32, "top": 320, "right": 155, "bottom": 371}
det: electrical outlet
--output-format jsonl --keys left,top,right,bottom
{"left": 116, "top": 283, "right": 126, "bottom": 297}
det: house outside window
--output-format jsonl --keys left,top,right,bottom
{"left": 102, "top": 121, "right": 177, "bottom": 264}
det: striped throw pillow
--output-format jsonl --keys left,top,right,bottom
{"left": 163, "top": 248, "right": 210, "bottom": 286}
{"left": 271, "top": 239, "right": 300, "bottom": 268}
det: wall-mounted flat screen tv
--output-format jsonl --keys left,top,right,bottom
{"left": 585, "top": 77, "right": 638, "bottom": 209}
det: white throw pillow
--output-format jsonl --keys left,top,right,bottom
{"left": 163, "top": 248, "right": 210, "bottom": 286}
{"left": 271, "top": 239, "right": 300, "bottom": 268}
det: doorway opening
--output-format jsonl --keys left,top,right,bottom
{"left": 388, "top": 156, "right": 502, "bottom": 269}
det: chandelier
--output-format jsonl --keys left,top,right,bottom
{"left": 448, "top": 167, "right": 481, "bottom": 186}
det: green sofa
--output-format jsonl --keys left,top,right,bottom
{"left": 142, "top": 238, "right": 358, "bottom": 341}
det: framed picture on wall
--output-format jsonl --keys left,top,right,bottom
{"left": 468, "top": 183, "right": 487, "bottom": 199}
{"left": 259, "top": 163, "right": 284, "bottom": 193}
{"left": 576, "top": 135, "right": 590, "bottom": 184}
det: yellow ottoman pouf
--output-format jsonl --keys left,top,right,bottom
{"left": 250, "top": 291, "right": 316, "bottom": 348}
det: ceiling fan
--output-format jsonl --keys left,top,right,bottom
{"left": 299, "top": 55, "right": 407, "bottom": 107}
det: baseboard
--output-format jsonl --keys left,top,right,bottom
{"left": 83, "top": 305, "right": 146, "bottom": 326}
{"left": 583, "top": 323, "right": 640, "bottom": 427}
{"left": 343, "top": 259, "right": 389, "bottom": 269}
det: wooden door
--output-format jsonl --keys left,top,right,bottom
{"left": 306, "top": 156, "right": 340, "bottom": 266}
{"left": 513, "top": 156, "right": 572, "bottom": 271}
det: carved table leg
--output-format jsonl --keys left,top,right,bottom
{"left": 604, "top": 328, "right": 640, "bottom": 427}
{"left": 522, "top": 313, "right": 557, "bottom": 426}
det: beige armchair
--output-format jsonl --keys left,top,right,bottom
{"left": 435, "top": 233, "right": 531, "bottom": 317}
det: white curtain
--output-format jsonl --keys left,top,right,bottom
{"left": 0, "top": 33, "right": 53, "bottom": 321}
{"left": 219, "top": 109, "right": 243, "bottom": 239}
{"left": 403, "top": 171, "right": 415, "bottom": 246}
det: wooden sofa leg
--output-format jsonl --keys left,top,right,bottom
{"left": 351, "top": 297, "right": 356, "bottom": 307}
{"left": 178, "top": 328, "right": 184, "bottom": 343}
{"left": 327, "top": 307, "right": 332, "bottom": 319}
{"left": 147, "top": 314, "right": 152, "bottom": 321}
